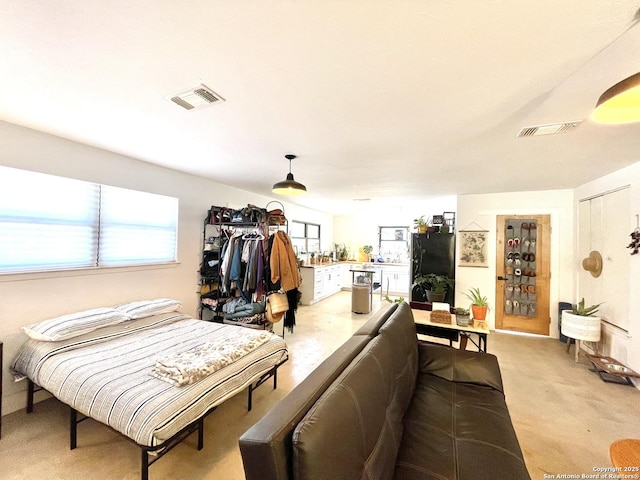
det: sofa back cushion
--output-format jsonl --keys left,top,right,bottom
{"left": 352, "top": 302, "right": 398, "bottom": 337}
{"left": 239, "top": 303, "right": 399, "bottom": 480}
{"left": 292, "top": 303, "right": 418, "bottom": 480}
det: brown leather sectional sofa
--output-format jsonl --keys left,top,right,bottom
{"left": 239, "top": 302, "right": 530, "bottom": 480}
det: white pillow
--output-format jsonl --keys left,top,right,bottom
{"left": 114, "top": 298, "right": 182, "bottom": 319}
{"left": 23, "top": 307, "right": 130, "bottom": 342}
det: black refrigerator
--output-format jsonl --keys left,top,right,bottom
{"left": 410, "top": 232, "right": 456, "bottom": 306}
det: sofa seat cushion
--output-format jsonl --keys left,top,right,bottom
{"left": 394, "top": 374, "right": 530, "bottom": 480}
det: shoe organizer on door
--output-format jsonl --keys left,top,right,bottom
{"left": 503, "top": 219, "right": 538, "bottom": 318}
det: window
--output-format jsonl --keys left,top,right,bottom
{"left": 0, "top": 166, "right": 178, "bottom": 274}
{"left": 378, "top": 226, "right": 410, "bottom": 263}
{"left": 290, "top": 220, "right": 320, "bottom": 255}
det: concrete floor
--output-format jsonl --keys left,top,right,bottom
{"left": 0, "top": 291, "right": 638, "bottom": 479}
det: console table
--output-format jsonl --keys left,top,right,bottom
{"left": 412, "top": 309, "right": 490, "bottom": 352}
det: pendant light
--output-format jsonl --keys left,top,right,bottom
{"left": 592, "top": 72, "right": 640, "bottom": 124}
{"left": 272, "top": 154, "right": 307, "bottom": 195}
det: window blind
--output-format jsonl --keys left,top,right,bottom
{"left": 99, "top": 186, "right": 178, "bottom": 266}
{"left": 0, "top": 167, "right": 99, "bottom": 273}
{"left": 0, "top": 166, "right": 178, "bottom": 274}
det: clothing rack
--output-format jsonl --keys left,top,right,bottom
{"left": 200, "top": 203, "right": 296, "bottom": 338}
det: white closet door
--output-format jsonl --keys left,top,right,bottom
{"left": 578, "top": 188, "right": 629, "bottom": 331}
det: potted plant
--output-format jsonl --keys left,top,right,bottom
{"left": 414, "top": 216, "right": 428, "bottom": 234}
{"left": 414, "top": 274, "right": 454, "bottom": 303}
{"left": 561, "top": 298, "right": 603, "bottom": 362}
{"left": 310, "top": 252, "right": 316, "bottom": 264}
{"left": 362, "top": 245, "right": 374, "bottom": 262}
{"left": 464, "top": 287, "right": 489, "bottom": 321}
{"left": 455, "top": 307, "right": 471, "bottom": 326}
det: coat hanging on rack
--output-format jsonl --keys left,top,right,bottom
{"left": 269, "top": 231, "right": 300, "bottom": 291}
{"left": 265, "top": 230, "right": 300, "bottom": 332}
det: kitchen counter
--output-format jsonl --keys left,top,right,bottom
{"left": 300, "top": 261, "right": 409, "bottom": 269}
{"left": 298, "top": 262, "right": 411, "bottom": 304}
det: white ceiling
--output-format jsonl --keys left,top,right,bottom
{"left": 2, "top": 1, "right": 640, "bottom": 214}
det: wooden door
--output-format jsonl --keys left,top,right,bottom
{"left": 495, "top": 215, "right": 550, "bottom": 335}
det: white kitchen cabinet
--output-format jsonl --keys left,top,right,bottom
{"left": 379, "top": 264, "right": 410, "bottom": 296}
{"left": 300, "top": 264, "right": 345, "bottom": 305}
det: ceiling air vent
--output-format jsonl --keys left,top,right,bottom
{"left": 166, "top": 84, "right": 224, "bottom": 111}
{"left": 517, "top": 121, "right": 581, "bottom": 138}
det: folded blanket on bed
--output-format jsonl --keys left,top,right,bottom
{"left": 150, "top": 331, "right": 272, "bottom": 386}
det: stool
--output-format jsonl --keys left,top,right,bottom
{"left": 610, "top": 439, "right": 640, "bottom": 468}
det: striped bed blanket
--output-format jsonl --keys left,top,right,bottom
{"left": 11, "top": 313, "right": 288, "bottom": 447}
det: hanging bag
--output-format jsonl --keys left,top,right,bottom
{"left": 266, "top": 291, "right": 289, "bottom": 323}
{"left": 266, "top": 200, "right": 287, "bottom": 225}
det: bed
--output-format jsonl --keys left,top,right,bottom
{"left": 11, "top": 303, "right": 288, "bottom": 480}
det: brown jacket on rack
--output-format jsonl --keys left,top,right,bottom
{"left": 269, "top": 231, "right": 300, "bottom": 292}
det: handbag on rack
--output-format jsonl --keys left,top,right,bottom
{"left": 266, "top": 201, "right": 287, "bottom": 225}
{"left": 265, "top": 291, "right": 289, "bottom": 323}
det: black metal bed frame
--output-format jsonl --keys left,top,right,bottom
{"left": 26, "top": 357, "right": 287, "bottom": 480}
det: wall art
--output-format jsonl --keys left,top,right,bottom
{"left": 459, "top": 230, "right": 489, "bottom": 267}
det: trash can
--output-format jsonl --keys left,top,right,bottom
{"left": 352, "top": 283, "right": 370, "bottom": 314}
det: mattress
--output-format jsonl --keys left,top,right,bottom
{"left": 12, "top": 312, "right": 288, "bottom": 447}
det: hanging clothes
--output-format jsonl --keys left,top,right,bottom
{"left": 255, "top": 239, "right": 265, "bottom": 298}
{"left": 218, "top": 229, "right": 267, "bottom": 303}
{"left": 265, "top": 230, "right": 300, "bottom": 333}
{"left": 269, "top": 231, "right": 300, "bottom": 292}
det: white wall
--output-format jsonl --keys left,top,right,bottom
{"left": 0, "top": 120, "right": 332, "bottom": 415}
{"left": 333, "top": 196, "right": 457, "bottom": 259}
{"left": 574, "top": 162, "right": 640, "bottom": 377}
{"left": 454, "top": 190, "right": 575, "bottom": 336}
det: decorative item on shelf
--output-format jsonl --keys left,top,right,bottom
{"left": 561, "top": 298, "right": 604, "bottom": 362}
{"left": 310, "top": 252, "right": 316, "bottom": 264}
{"left": 413, "top": 216, "right": 428, "bottom": 234}
{"left": 272, "top": 154, "right": 307, "bottom": 195}
{"left": 414, "top": 274, "right": 454, "bottom": 303}
{"left": 440, "top": 219, "right": 450, "bottom": 234}
{"left": 443, "top": 211, "right": 456, "bottom": 233}
{"left": 464, "top": 287, "right": 489, "bottom": 325}
{"left": 455, "top": 307, "right": 471, "bottom": 327}
{"left": 582, "top": 250, "right": 603, "bottom": 277}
